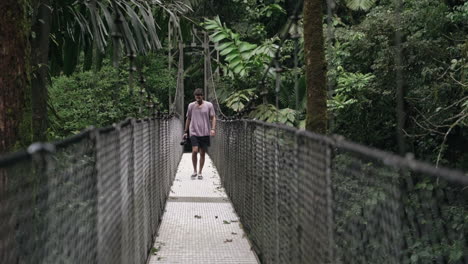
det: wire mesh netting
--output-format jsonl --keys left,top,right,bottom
{"left": 210, "top": 119, "right": 468, "bottom": 264}
{"left": 0, "top": 116, "right": 183, "bottom": 264}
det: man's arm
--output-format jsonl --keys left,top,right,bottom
{"left": 184, "top": 118, "right": 191, "bottom": 137}
{"left": 184, "top": 103, "right": 192, "bottom": 137}
{"left": 210, "top": 115, "right": 216, "bottom": 136}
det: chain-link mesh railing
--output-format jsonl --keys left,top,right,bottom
{"left": 0, "top": 116, "right": 183, "bottom": 264}
{"left": 210, "top": 120, "right": 468, "bottom": 264}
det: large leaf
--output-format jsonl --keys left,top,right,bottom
{"left": 238, "top": 42, "right": 257, "bottom": 52}
{"left": 217, "top": 42, "right": 234, "bottom": 51}
{"left": 232, "top": 64, "right": 244, "bottom": 74}
{"left": 220, "top": 46, "right": 237, "bottom": 56}
{"left": 225, "top": 53, "right": 240, "bottom": 62}
{"left": 223, "top": 89, "right": 257, "bottom": 112}
{"left": 211, "top": 31, "right": 228, "bottom": 42}
{"left": 228, "top": 58, "right": 242, "bottom": 68}
{"left": 344, "top": 0, "right": 376, "bottom": 10}
{"left": 249, "top": 104, "right": 296, "bottom": 126}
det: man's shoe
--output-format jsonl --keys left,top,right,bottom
{"left": 191, "top": 172, "right": 197, "bottom": 179}
{"left": 197, "top": 174, "right": 203, "bottom": 180}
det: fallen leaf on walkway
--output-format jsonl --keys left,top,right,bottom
{"left": 150, "top": 248, "right": 157, "bottom": 255}
{"left": 215, "top": 216, "right": 218, "bottom": 218}
{"left": 151, "top": 246, "right": 161, "bottom": 255}
{"left": 194, "top": 215, "right": 202, "bottom": 219}
{"left": 224, "top": 239, "right": 233, "bottom": 243}
{"left": 231, "top": 232, "right": 237, "bottom": 235}
{"left": 223, "top": 220, "right": 231, "bottom": 224}
{"left": 231, "top": 220, "right": 239, "bottom": 222}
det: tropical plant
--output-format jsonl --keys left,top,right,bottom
{"left": 48, "top": 63, "right": 145, "bottom": 138}
{"left": 328, "top": 69, "right": 375, "bottom": 111}
{"left": 203, "top": 16, "right": 278, "bottom": 78}
{"left": 139, "top": 52, "right": 177, "bottom": 111}
{"left": 25, "top": 0, "right": 197, "bottom": 143}
{"left": 248, "top": 104, "right": 297, "bottom": 126}
{"left": 344, "top": 0, "right": 377, "bottom": 11}
{"left": 326, "top": 0, "right": 468, "bottom": 168}
{"left": 49, "top": 0, "right": 191, "bottom": 75}
{"left": 223, "top": 89, "right": 257, "bottom": 112}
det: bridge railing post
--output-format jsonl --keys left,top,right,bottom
{"left": 295, "top": 131, "right": 334, "bottom": 264}
{"left": 95, "top": 124, "right": 125, "bottom": 264}
{"left": 118, "top": 118, "right": 136, "bottom": 264}
{"left": 25, "top": 143, "right": 55, "bottom": 263}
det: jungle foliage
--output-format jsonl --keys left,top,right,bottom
{"left": 203, "top": 0, "right": 467, "bottom": 170}
{"left": 21, "top": 0, "right": 465, "bottom": 168}
{"left": 4, "top": 0, "right": 464, "bottom": 166}
{"left": 204, "top": 2, "right": 467, "bottom": 262}
{"left": 48, "top": 54, "right": 175, "bottom": 139}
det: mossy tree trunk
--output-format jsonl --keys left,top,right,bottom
{"left": 0, "top": 0, "right": 31, "bottom": 153}
{"left": 304, "top": 0, "right": 328, "bottom": 134}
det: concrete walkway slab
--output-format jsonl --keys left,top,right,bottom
{"left": 148, "top": 153, "right": 259, "bottom": 264}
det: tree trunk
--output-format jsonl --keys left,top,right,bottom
{"left": 304, "top": 0, "right": 328, "bottom": 134}
{"left": 31, "top": 0, "right": 51, "bottom": 142}
{"left": 0, "top": 1, "right": 31, "bottom": 262}
{"left": 0, "top": 0, "right": 31, "bottom": 153}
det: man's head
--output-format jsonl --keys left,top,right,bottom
{"left": 194, "top": 88, "right": 204, "bottom": 104}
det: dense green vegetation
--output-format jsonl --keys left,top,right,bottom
{"left": 48, "top": 55, "right": 175, "bottom": 139}
{"left": 201, "top": 0, "right": 467, "bottom": 169}
{"left": 202, "top": 3, "right": 467, "bottom": 262}
{"left": 328, "top": 0, "right": 468, "bottom": 168}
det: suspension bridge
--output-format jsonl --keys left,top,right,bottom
{"left": 1, "top": 107, "right": 467, "bottom": 264}
{"left": 1, "top": 8, "right": 468, "bottom": 264}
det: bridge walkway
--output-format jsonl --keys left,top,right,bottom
{"left": 148, "top": 153, "right": 259, "bottom": 264}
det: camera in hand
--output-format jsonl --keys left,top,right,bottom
{"left": 180, "top": 134, "right": 189, "bottom": 145}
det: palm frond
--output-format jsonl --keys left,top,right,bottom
{"left": 49, "top": 0, "right": 191, "bottom": 74}
{"left": 344, "top": 0, "right": 376, "bottom": 11}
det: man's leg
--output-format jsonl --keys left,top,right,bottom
{"left": 198, "top": 147, "right": 206, "bottom": 174}
{"left": 192, "top": 146, "right": 198, "bottom": 175}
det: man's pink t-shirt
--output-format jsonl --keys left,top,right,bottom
{"left": 186, "top": 101, "right": 215, "bottom": 137}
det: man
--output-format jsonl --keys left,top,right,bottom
{"left": 184, "top": 88, "right": 216, "bottom": 179}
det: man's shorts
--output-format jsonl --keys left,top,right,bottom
{"left": 190, "top": 136, "right": 210, "bottom": 149}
